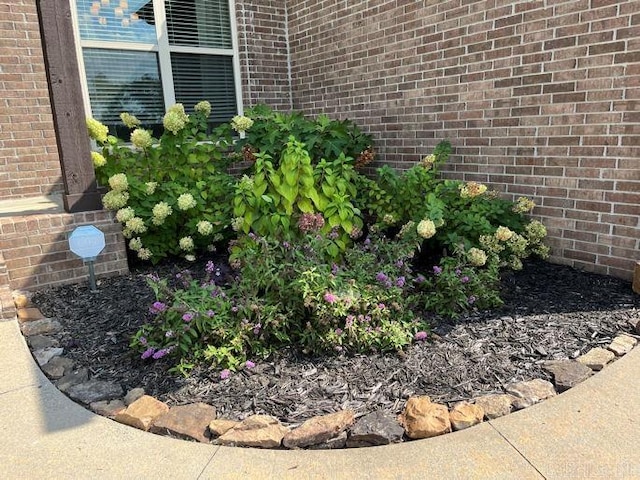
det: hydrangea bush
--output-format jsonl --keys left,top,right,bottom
{"left": 88, "top": 102, "right": 235, "bottom": 263}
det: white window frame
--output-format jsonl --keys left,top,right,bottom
{"left": 70, "top": 0, "right": 243, "bottom": 121}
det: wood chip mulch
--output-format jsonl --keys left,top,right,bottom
{"left": 31, "top": 257, "right": 639, "bottom": 424}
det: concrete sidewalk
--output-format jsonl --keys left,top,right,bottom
{"left": 1, "top": 318, "right": 639, "bottom": 480}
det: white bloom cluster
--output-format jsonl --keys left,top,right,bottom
{"left": 197, "top": 220, "right": 213, "bottom": 236}
{"left": 179, "top": 236, "right": 194, "bottom": 251}
{"left": 108, "top": 173, "right": 129, "bottom": 192}
{"left": 417, "top": 219, "right": 437, "bottom": 239}
{"left": 177, "top": 193, "right": 197, "bottom": 211}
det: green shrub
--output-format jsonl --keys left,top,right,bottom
{"left": 231, "top": 137, "right": 363, "bottom": 258}
{"left": 88, "top": 103, "right": 235, "bottom": 263}
{"left": 221, "top": 104, "right": 374, "bottom": 167}
{"left": 355, "top": 140, "right": 549, "bottom": 270}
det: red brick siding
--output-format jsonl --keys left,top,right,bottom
{"left": 0, "top": 210, "right": 128, "bottom": 291}
{"left": 285, "top": 0, "right": 639, "bottom": 280}
{"left": 236, "top": 1, "right": 292, "bottom": 110}
{"left": 0, "top": 0, "right": 64, "bottom": 199}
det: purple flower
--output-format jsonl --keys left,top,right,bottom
{"left": 141, "top": 348, "right": 155, "bottom": 359}
{"left": 378, "top": 303, "right": 386, "bottom": 310}
{"left": 152, "top": 348, "right": 168, "bottom": 359}
{"left": 231, "top": 306, "right": 239, "bottom": 313}
{"left": 396, "top": 276, "right": 406, "bottom": 287}
{"left": 335, "top": 328, "right": 343, "bottom": 336}
{"left": 149, "top": 301, "right": 167, "bottom": 314}
{"left": 468, "top": 295, "right": 477, "bottom": 305}
{"left": 323, "top": 292, "right": 338, "bottom": 304}
{"left": 328, "top": 228, "right": 339, "bottom": 240}
{"left": 220, "top": 369, "right": 231, "bottom": 379}
{"left": 433, "top": 266, "right": 442, "bottom": 275}
{"left": 331, "top": 263, "right": 339, "bottom": 275}
{"left": 282, "top": 241, "right": 290, "bottom": 249}
{"left": 205, "top": 260, "right": 215, "bottom": 273}
{"left": 414, "top": 331, "right": 428, "bottom": 341}
{"left": 375, "top": 272, "right": 388, "bottom": 282}
{"left": 461, "top": 276, "right": 470, "bottom": 284}
{"left": 396, "top": 260, "right": 404, "bottom": 268}
{"left": 206, "top": 310, "right": 215, "bottom": 317}
{"left": 455, "top": 268, "right": 462, "bottom": 276}
{"left": 245, "top": 360, "right": 256, "bottom": 369}
{"left": 364, "top": 238, "right": 371, "bottom": 246}
{"left": 139, "top": 336, "right": 147, "bottom": 346}
{"left": 182, "top": 312, "right": 194, "bottom": 322}
{"left": 253, "top": 323, "right": 262, "bottom": 335}
{"left": 414, "top": 274, "right": 426, "bottom": 284}
{"left": 345, "top": 315, "right": 355, "bottom": 329}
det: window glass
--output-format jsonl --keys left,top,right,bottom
{"left": 83, "top": 49, "right": 165, "bottom": 136}
{"left": 166, "top": 0, "right": 232, "bottom": 49}
{"left": 76, "top": 0, "right": 157, "bottom": 43}
{"left": 172, "top": 53, "right": 237, "bottom": 124}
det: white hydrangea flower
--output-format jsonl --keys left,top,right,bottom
{"left": 179, "top": 236, "right": 194, "bottom": 251}
{"left": 108, "top": 173, "right": 129, "bottom": 192}
{"left": 116, "top": 207, "right": 135, "bottom": 223}
{"left": 137, "top": 248, "right": 152, "bottom": 260}
{"left": 197, "top": 220, "right": 213, "bottom": 236}
{"left": 129, "top": 237, "right": 142, "bottom": 251}
{"left": 417, "top": 219, "right": 437, "bottom": 239}
{"left": 177, "top": 193, "right": 197, "bottom": 211}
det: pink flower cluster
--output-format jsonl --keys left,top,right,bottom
{"left": 298, "top": 213, "right": 325, "bottom": 233}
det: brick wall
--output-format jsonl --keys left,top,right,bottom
{"left": 0, "top": 0, "right": 64, "bottom": 199}
{"left": 236, "top": 0, "right": 292, "bottom": 110}
{"left": 285, "top": 0, "right": 639, "bottom": 280}
{"left": 0, "top": 210, "right": 128, "bottom": 291}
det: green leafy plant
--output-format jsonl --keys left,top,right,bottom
{"left": 232, "top": 137, "right": 363, "bottom": 258}
{"left": 222, "top": 104, "right": 374, "bottom": 168}
{"left": 88, "top": 102, "right": 235, "bottom": 263}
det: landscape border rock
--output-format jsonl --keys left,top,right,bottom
{"left": 13, "top": 296, "right": 640, "bottom": 450}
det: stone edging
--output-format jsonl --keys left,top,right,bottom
{"left": 12, "top": 292, "right": 640, "bottom": 449}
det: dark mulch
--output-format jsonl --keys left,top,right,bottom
{"left": 31, "top": 257, "right": 639, "bottom": 424}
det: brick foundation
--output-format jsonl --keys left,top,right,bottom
{"left": 0, "top": 210, "right": 128, "bottom": 292}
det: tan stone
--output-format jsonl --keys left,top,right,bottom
{"left": 449, "top": 402, "right": 484, "bottom": 431}
{"left": 208, "top": 419, "right": 240, "bottom": 438}
{"left": 13, "top": 294, "right": 30, "bottom": 308}
{"left": 150, "top": 403, "right": 216, "bottom": 443}
{"left": 17, "top": 307, "right": 44, "bottom": 322}
{"left": 506, "top": 379, "right": 557, "bottom": 410}
{"left": 283, "top": 410, "right": 355, "bottom": 449}
{"left": 607, "top": 334, "right": 637, "bottom": 357}
{"left": 217, "top": 415, "right": 289, "bottom": 448}
{"left": 114, "top": 395, "right": 169, "bottom": 431}
{"left": 473, "top": 394, "right": 515, "bottom": 420}
{"left": 400, "top": 396, "right": 451, "bottom": 439}
{"left": 577, "top": 347, "right": 615, "bottom": 371}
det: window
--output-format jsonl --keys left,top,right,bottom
{"left": 73, "top": 0, "right": 241, "bottom": 136}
